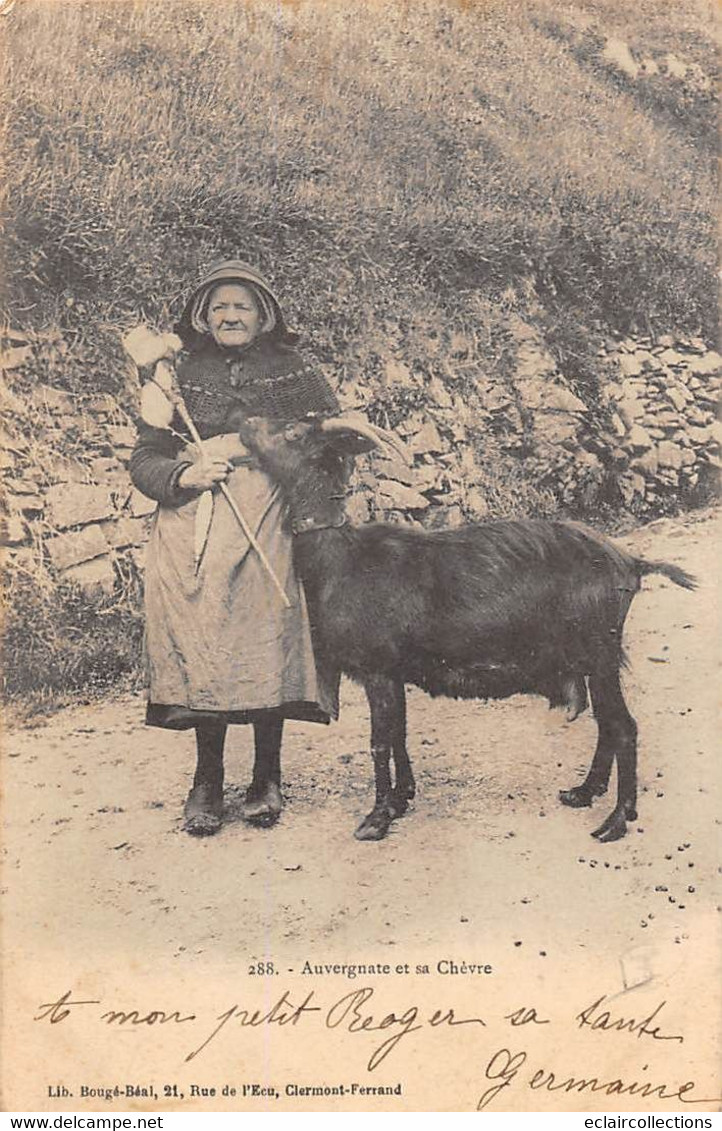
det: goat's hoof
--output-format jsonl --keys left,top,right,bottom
{"left": 559, "top": 785, "right": 596, "bottom": 808}
{"left": 591, "top": 810, "right": 629, "bottom": 842}
{"left": 243, "top": 782, "right": 283, "bottom": 828}
{"left": 183, "top": 784, "right": 223, "bottom": 836}
{"left": 354, "top": 811, "right": 391, "bottom": 841}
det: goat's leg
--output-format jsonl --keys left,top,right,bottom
{"left": 578, "top": 669, "right": 637, "bottom": 842}
{"left": 355, "top": 677, "right": 405, "bottom": 841}
{"left": 243, "top": 714, "right": 284, "bottom": 828}
{"left": 184, "top": 721, "right": 226, "bottom": 836}
{"left": 559, "top": 681, "right": 615, "bottom": 810}
{"left": 389, "top": 685, "right": 415, "bottom": 817}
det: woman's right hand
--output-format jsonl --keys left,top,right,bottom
{"left": 177, "top": 454, "right": 233, "bottom": 491}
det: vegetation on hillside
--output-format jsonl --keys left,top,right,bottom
{"left": 1, "top": 0, "right": 717, "bottom": 398}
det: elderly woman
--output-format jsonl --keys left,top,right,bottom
{"left": 130, "top": 259, "right": 341, "bottom": 836}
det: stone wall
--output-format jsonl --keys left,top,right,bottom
{"left": 1, "top": 367, "right": 153, "bottom": 594}
{"left": 603, "top": 335, "right": 721, "bottom": 509}
{"left": 1, "top": 327, "right": 720, "bottom": 594}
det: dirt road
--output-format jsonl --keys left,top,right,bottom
{"left": 4, "top": 507, "right": 719, "bottom": 972}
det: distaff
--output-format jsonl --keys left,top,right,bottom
{"left": 123, "top": 324, "right": 291, "bottom": 607}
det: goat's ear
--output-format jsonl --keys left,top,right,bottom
{"left": 324, "top": 430, "right": 379, "bottom": 456}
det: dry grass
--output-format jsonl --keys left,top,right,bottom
{"left": 1, "top": 0, "right": 716, "bottom": 386}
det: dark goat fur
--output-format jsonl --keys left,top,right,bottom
{"left": 234, "top": 415, "right": 696, "bottom": 843}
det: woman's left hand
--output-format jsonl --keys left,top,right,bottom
{"left": 187, "top": 434, "right": 249, "bottom": 464}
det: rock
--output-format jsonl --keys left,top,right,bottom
{"left": 686, "top": 337, "right": 707, "bottom": 354}
{"left": 408, "top": 419, "right": 444, "bottom": 455}
{"left": 703, "top": 451, "right": 722, "bottom": 470}
{"left": 383, "top": 359, "right": 415, "bottom": 388}
{"left": 636, "top": 350, "right": 662, "bottom": 371}
{"left": 9, "top": 492, "right": 44, "bottom": 513}
{"left": 90, "top": 457, "right": 122, "bottom": 481}
{"left": 46, "top": 524, "right": 110, "bottom": 570}
{"left": 687, "top": 425, "right": 714, "bottom": 445}
{"left": 664, "top": 53, "right": 688, "bottom": 80}
{"left": 426, "top": 505, "right": 464, "bottom": 529}
{"left": 337, "top": 384, "right": 369, "bottom": 411}
{"left": 626, "top": 424, "right": 654, "bottom": 451}
{"left": 478, "top": 381, "right": 512, "bottom": 411}
{"left": 372, "top": 455, "right": 416, "bottom": 486}
{"left": 671, "top": 431, "right": 691, "bottom": 447}
{"left": 666, "top": 387, "right": 689, "bottom": 412}
{"left": 687, "top": 352, "right": 722, "bottom": 376}
{"left": 413, "top": 462, "right": 442, "bottom": 490}
{"left": 63, "top": 555, "right": 116, "bottom": 594}
{"left": 0, "top": 425, "right": 28, "bottom": 453}
{"left": 708, "top": 420, "right": 722, "bottom": 446}
{"left": 618, "top": 354, "right": 643, "bottom": 378}
{"left": 515, "top": 343, "right": 557, "bottom": 382}
{"left": 647, "top": 427, "right": 665, "bottom": 439}
{"left": 602, "top": 37, "right": 639, "bottom": 78}
{"left": 657, "top": 468, "right": 679, "bottom": 487}
{"left": 427, "top": 376, "right": 454, "bottom": 409}
{"left": 46, "top": 456, "right": 89, "bottom": 484}
{"left": 397, "top": 412, "right": 426, "bottom": 438}
{"left": 657, "top": 349, "right": 688, "bottom": 368}
{"left": 624, "top": 379, "right": 649, "bottom": 394}
{"left": 577, "top": 450, "right": 603, "bottom": 474}
{"left": 465, "top": 488, "right": 490, "bottom": 520}
{"left": 685, "top": 397, "right": 706, "bottom": 417}
{"left": 37, "top": 385, "right": 76, "bottom": 413}
{"left": 631, "top": 449, "right": 659, "bottom": 476}
{"left": 533, "top": 414, "right": 579, "bottom": 445}
{"left": 617, "top": 396, "right": 644, "bottom": 427}
{"left": 0, "top": 346, "right": 33, "bottom": 370}
{"left": 655, "top": 411, "right": 683, "bottom": 427}
{"left": 619, "top": 472, "right": 646, "bottom": 505}
{"left": 87, "top": 393, "right": 120, "bottom": 415}
{"left": 680, "top": 449, "right": 697, "bottom": 468}
{"left": 449, "top": 332, "right": 471, "bottom": 358}
{"left": 542, "top": 386, "right": 588, "bottom": 413}
{"left": 102, "top": 516, "right": 148, "bottom": 549}
{"left": 0, "top": 512, "right": 27, "bottom": 545}
{"left": 45, "top": 483, "right": 115, "bottom": 529}
{"left": 611, "top": 413, "right": 626, "bottom": 437}
{"left": 457, "top": 447, "right": 478, "bottom": 475}
{"left": 657, "top": 441, "right": 684, "bottom": 470}
{"left": 346, "top": 493, "right": 371, "bottom": 524}
{"left": 7, "top": 477, "right": 39, "bottom": 494}
{"left": 107, "top": 424, "right": 137, "bottom": 449}
{"left": 127, "top": 488, "right": 157, "bottom": 518}
{"left": 376, "top": 480, "right": 430, "bottom": 510}
{"left": 656, "top": 334, "right": 675, "bottom": 349}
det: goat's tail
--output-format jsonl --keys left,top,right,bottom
{"left": 637, "top": 558, "right": 698, "bottom": 590}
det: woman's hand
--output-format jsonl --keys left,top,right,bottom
{"left": 177, "top": 454, "right": 232, "bottom": 491}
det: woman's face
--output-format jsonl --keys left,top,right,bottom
{"left": 206, "top": 283, "right": 262, "bottom": 348}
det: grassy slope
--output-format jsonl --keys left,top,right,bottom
{"left": 1, "top": 0, "right": 717, "bottom": 391}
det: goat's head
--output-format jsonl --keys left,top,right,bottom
{"left": 231, "top": 413, "right": 409, "bottom": 533}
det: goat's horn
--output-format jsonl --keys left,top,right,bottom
{"left": 320, "top": 415, "right": 411, "bottom": 464}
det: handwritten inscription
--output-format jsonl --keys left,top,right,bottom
{"left": 576, "top": 995, "right": 683, "bottom": 1043}
{"left": 477, "top": 1047, "right": 719, "bottom": 1110}
{"left": 33, "top": 986, "right": 720, "bottom": 1110}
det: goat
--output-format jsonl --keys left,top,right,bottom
{"left": 230, "top": 412, "right": 696, "bottom": 844}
